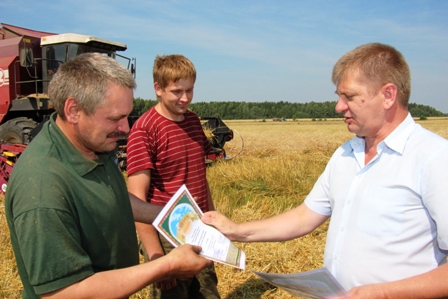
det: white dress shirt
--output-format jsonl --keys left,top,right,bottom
{"left": 305, "top": 113, "right": 448, "bottom": 290}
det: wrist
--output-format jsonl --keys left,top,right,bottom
{"left": 149, "top": 252, "right": 165, "bottom": 260}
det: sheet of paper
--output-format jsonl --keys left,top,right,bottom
{"left": 254, "top": 268, "right": 348, "bottom": 299}
{"left": 153, "top": 184, "right": 246, "bottom": 269}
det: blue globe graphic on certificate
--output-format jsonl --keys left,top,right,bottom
{"left": 169, "top": 203, "right": 200, "bottom": 244}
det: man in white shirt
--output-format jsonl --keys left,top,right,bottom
{"left": 202, "top": 43, "right": 448, "bottom": 299}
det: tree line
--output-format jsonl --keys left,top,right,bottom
{"left": 132, "top": 98, "right": 445, "bottom": 120}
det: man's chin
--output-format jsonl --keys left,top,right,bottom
{"left": 177, "top": 108, "right": 188, "bottom": 114}
{"left": 99, "top": 141, "right": 119, "bottom": 153}
{"left": 346, "top": 124, "right": 358, "bottom": 134}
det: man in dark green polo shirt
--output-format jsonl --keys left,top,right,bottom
{"left": 5, "top": 53, "right": 211, "bottom": 299}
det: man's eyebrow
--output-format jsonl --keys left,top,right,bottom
{"left": 109, "top": 114, "right": 128, "bottom": 120}
{"left": 335, "top": 90, "right": 345, "bottom": 95}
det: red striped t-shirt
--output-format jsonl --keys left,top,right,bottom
{"left": 126, "top": 107, "right": 213, "bottom": 211}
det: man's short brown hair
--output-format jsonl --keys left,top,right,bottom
{"left": 332, "top": 43, "right": 411, "bottom": 107}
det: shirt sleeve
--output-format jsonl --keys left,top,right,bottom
{"left": 304, "top": 174, "right": 333, "bottom": 216}
{"left": 421, "top": 143, "right": 448, "bottom": 250}
{"left": 127, "top": 126, "right": 155, "bottom": 176}
{"left": 14, "top": 207, "right": 93, "bottom": 294}
{"left": 303, "top": 142, "right": 354, "bottom": 217}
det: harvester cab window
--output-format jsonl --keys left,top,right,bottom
{"left": 45, "top": 47, "right": 58, "bottom": 75}
{"left": 68, "top": 44, "right": 115, "bottom": 61}
{"left": 43, "top": 45, "right": 65, "bottom": 75}
{"left": 68, "top": 44, "right": 86, "bottom": 58}
{"left": 42, "top": 44, "right": 66, "bottom": 93}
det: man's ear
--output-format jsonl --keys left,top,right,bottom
{"left": 382, "top": 83, "right": 398, "bottom": 110}
{"left": 64, "top": 97, "right": 79, "bottom": 124}
{"left": 154, "top": 82, "right": 163, "bottom": 97}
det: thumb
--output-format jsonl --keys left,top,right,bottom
{"left": 190, "top": 245, "right": 203, "bottom": 254}
{"left": 201, "top": 211, "right": 217, "bottom": 224}
{"left": 201, "top": 212, "right": 212, "bottom": 224}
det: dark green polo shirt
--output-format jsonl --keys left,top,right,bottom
{"left": 5, "top": 113, "right": 139, "bottom": 298}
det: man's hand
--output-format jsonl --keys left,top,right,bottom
{"left": 339, "top": 284, "right": 386, "bottom": 299}
{"left": 201, "top": 211, "right": 239, "bottom": 241}
{"left": 165, "top": 245, "right": 212, "bottom": 280}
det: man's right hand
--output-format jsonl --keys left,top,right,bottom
{"left": 201, "top": 211, "right": 239, "bottom": 241}
{"left": 166, "top": 245, "right": 212, "bottom": 280}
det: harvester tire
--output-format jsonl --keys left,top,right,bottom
{"left": 0, "top": 117, "right": 38, "bottom": 143}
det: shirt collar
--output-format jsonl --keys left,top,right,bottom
{"left": 48, "top": 113, "right": 111, "bottom": 176}
{"left": 349, "top": 113, "right": 415, "bottom": 155}
{"left": 382, "top": 113, "right": 415, "bottom": 155}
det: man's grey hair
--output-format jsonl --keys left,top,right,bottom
{"left": 48, "top": 53, "right": 137, "bottom": 117}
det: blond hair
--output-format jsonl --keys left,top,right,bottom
{"left": 153, "top": 54, "right": 196, "bottom": 91}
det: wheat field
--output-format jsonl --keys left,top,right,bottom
{"left": 1, "top": 117, "right": 447, "bottom": 298}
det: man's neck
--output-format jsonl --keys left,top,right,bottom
{"left": 55, "top": 116, "right": 98, "bottom": 160}
{"left": 155, "top": 103, "right": 185, "bottom": 122}
{"left": 363, "top": 109, "right": 408, "bottom": 164}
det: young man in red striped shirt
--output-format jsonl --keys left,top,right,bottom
{"left": 126, "top": 54, "right": 220, "bottom": 299}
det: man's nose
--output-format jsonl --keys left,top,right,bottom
{"left": 335, "top": 97, "right": 347, "bottom": 113}
{"left": 118, "top": 118, "right": 130, "bottom": 134}
{"left": 180, "top": 91, "right": 190, "bottom": 102}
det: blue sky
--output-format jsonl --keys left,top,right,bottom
{"left": 2, "top": 0, "right": 448, "bottom": 113}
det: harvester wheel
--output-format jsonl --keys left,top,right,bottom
{"left": 0, "top": 117, "right": 38, "bottom": 143}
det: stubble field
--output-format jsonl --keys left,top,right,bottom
{"left": 1, "top": 117, "right": 447, "bottom": 298}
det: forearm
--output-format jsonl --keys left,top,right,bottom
{"left": 41, "top": 244, "right": 212, "bottom": 299}
{"left": 202, "top": 203, "right": 329, "bottom": 242}
{"left": 41, "top": 259, "right": 174, "bottom": 299}
{"left": 242, "top": 205, "right": 326, "bottom": 242}
{"left": 346, "top": 263, "right": 448, "bottom": 299}
{"left": 128, "top": 170, "right": 160, "bottom": 224}
{"left": 129, "top": 192, "right": 162, "bottom": 224}
{"left": 136, "top": 222, "right": 165, "bottom": 259}
{"left": 381, "top": 263, "right": 448, "bottom": 299}
{"left": 238, "top": 207, "right": 315, "bottom": 242}
{"left": 205, "top": 180, "right": 215, "bottom": 211}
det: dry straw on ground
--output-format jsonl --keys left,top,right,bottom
{"left": 1, "top": 117, "right": 447, "bottom": 298}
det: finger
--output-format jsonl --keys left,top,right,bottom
{"left": 160, "top": 283, "right": 171, "bottom": 291}
{"left": 201, "top": 211, "right": 217, "bottom": 224}
{"left": 159, "top": 279, "right": 175, "bottom": 291}
{"left": 189, "top": 244, "right": 203, "bottom": 254}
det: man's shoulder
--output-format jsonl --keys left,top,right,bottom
{"left": 132, "top": 107, "right": 167, "bottom": 130}
{"left": 14, "top": 130, "right": 56, "bottom": 169}
{"left": 183, "top": 110, "right": 202, "bottom": 128}
{"left": 185, "top": 109, "right": 200, "bottom": 120}
{"left": 6, "top": 159, "right": 71, "bottom": 218}
{"left": 409, "top": 124, "right": 448, "bottom": 151}
{"left": 8, "top": 130, "right": 71, "bottom": 190}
